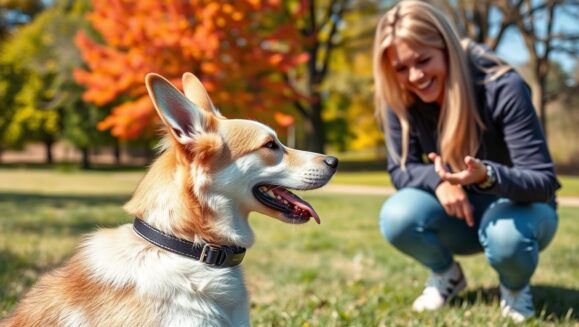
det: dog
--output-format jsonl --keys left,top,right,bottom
{"left": 1, "top": 73, "right": 338, "bottom": 327}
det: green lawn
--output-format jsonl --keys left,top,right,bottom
{"left": 0, "top": 168, "right": 578, "bottom": 326}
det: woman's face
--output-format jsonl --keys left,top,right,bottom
{"left": 386, "top": 38, "right": 447, "bottom": 105}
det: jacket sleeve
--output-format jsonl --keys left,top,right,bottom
{"left": 475, "top": 72, "right": 560, "bottom": 202}
{"left": 386, "top": 109, "right": 441, "bottom": 191}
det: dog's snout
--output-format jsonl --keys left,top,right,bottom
{"left": 323, "top": 156, "right": 339, "bottom": 169}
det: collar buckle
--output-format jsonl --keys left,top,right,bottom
{"left": 200, "top": 243, "right": 246, "bottom": 267}
{"left": 200, "top": 243, "right": 224, "bottom": 266}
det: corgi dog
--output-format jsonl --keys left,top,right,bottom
{"left": 1, "top": 73, "right": 338, "bottom": 327}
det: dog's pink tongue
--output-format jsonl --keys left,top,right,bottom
{"left": 294, "top": 200, "right": 321, "bottom": 224}
{"left": 276, "top": 189, "right": 320, "bottom": 224}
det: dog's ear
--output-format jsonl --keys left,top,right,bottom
{"left": 182, "top": 72, "right": 222, "bottom": 117}
{"left": 145, "top": 73, "right": 209, "bottom": 144}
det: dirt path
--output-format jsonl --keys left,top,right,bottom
{"left": 319, "top": 184, "right": 579, "bottom": 207}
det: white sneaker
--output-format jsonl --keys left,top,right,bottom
{"left": 500, "top": 284, "right": 535, "bottom": 323}
{"left": 412, "top": 262, "right": 467, "bottom": 312}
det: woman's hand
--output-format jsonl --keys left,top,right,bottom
{"left": 434, "top": 181, "right": 475, "bottom": 227}
{"left": 428, "top": 152, "right": 487, "bottom": 227}
{"left": 428, "top": 153, "right": 487, "bottom": 186}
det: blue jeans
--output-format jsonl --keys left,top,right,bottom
{"left": 379, "top": 188, "right": 558, "bottom": 290}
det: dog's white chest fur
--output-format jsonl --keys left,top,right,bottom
{"left": 84, "top": 225, "right": 250, "bottom": 326}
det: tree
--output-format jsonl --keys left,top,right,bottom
{"left": 279, "top": 0, "right": 381, "bottom": 153}
{"left": 0, "top": 0, "right": 107, "bottom": 166}
{"left": 0, "top": 9, "right": 62, "bottom": 163}
{"left": 0, "top": 62, "right": 24, "bottom": 161}
{"left": 75, "top": 0, "right": 308, "bottom": 141}
{"left": 507, "top": 0, "right": 577, "bottom": 138}
{"left": 440, "top": 0, "right": 579, "bottom": 138}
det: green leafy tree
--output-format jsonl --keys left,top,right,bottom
{"left": 320, "top": 1, "right": 384, "bottom": 153}
{"left": 0, "top": 0, "right": 107, "bottom": 166}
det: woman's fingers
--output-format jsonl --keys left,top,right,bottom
{"left": 428, "top": 152, "right": 438, "bottom": 161}
{"left": 429, "top": 153, "right": 447, "bottom": 178}
{"left": 441, "top": 171, "right": 469, "bottom": 184}
{"left": 433, "top": 155, "right": 486, "bottom": 186}
{"left": 442, "top": 201, "right": 473, "bottom": 226}
{"left": 443, "top": 203, "right": 457, "bottom": 217}
{"left": 462, "top": 201, "right": 474, "bottom": 227}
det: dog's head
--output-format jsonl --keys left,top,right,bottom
{"left": 126, "top": 73, "right": 337, "bottom": 247}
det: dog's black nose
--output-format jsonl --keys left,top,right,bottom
{"left": 323, "top": 156, "right": 339, "bottom": 169}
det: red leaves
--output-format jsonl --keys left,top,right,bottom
{"left": 274, "top": 112, "right": 295, "bottom": 127}
{"left": 75, "top": 0, "right": 306, "bottom": 140}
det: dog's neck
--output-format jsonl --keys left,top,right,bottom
{"left": 124, "top": 149, "right": 255, "bottom": 248}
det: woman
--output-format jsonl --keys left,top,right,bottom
{"left": 373, "top": 0, "right": 559, "bottom": 323}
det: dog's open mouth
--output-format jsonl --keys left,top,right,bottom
{"left": 252, "top": 184, "right": 320, "bottom": 224}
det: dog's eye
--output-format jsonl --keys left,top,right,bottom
{"left": 263, "top": 140, "right": 279, "bottom": 150}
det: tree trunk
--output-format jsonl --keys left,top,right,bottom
{"left": 81, "top": 147, "right": 91, "bottom": 170}
{"left": 530, "top": 66, "right": 548, "bottom": 139}
{"left": 44, "top": 139, "right": 54, "bottom": 164}
{"left": 537, "top": 76, "right": 547, "bottom": 139}
{"left": 114, "top": 139, "right": 121, "bottom": 166}
{"left": 304, "top": 96, "right": 326, "bottom": 154}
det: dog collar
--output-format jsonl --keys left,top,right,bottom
{"left": 132, "top": 218, "right": 246, "bottom": 268}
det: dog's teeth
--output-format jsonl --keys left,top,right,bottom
{"left": 259, "top": 186, "right": 267, "bottom": 192}
{"left": 283, "top": 200, "right": 288, "bottom": 204}
{"left": 267, "top": 190, "right": 275, "bottom": 198}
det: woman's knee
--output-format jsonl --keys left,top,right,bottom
{"left": 379, "top": 188, "right": 440, "bottom": 244}
{"left": 478, "top": 200, "right": 557, "bottom": 265}
{"left": 479, "top": 218, "right": 529, "bottom": 264}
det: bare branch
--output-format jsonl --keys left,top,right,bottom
{"left": 282, "top": 73, "right": 310, "bottom": 117}
{"left": 488, "top": 21, "right": 515, "bottom": 51}
{"left": 550, "top": 45, "right": 579, "bottom": 56}
{"left": 334, "top": 26, "right": 376, "bottom": 49}
{"left": 319, "top": 0, "right": 348, "bottom": 82}
{"left": 458, "top": 0, "right": 473, "bottom": 38}
{"left": 318, "top": 0, "right": 340, "bottom": 32}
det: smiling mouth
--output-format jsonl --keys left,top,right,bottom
{"left": 252, "top": 184, "right": 320, "bottom": 224}
{"left": 415, "top": 78, "right": 433, "bottom": 90}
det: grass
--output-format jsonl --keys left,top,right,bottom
{"left": 0, "top": 168, "right": 578, "bottom": 326}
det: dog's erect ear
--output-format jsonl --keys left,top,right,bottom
{"left": 145, "top": 73, "right": 209, "bottom": 144}
{"left": 182, "top": 72, "right": 222, "bottom": 117}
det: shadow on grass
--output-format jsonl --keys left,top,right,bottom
{"left": 0, "top": 162, "right": 147, "bottom": 172}
{"left": 0, "top": 192, "right": 128, "bottom": 205}
{"left": 0, "top": 249, "right": 41, "bottom": 312}
{"left": 0, "top": 192, "right": 130, "bottom": 235}
{"left": 453, "top": 285, "right": 579, "bottom": 321}
{"left": 0, "top": 249, "right": 38, "bottom": 277}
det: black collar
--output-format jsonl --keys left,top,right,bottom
{"left": 132, "top": 218, "right": 246, "bottom": 268}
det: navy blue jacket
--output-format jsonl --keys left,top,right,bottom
{"left": 386, "top": 53, "right": 560, "bottom": 207}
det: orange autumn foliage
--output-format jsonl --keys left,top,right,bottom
{"left": 75, "top": 0, "right": 308, "bottom": 140}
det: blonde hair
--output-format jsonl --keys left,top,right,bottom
{"left": 373, "top": 0, "right": 505, "bottom": 172}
